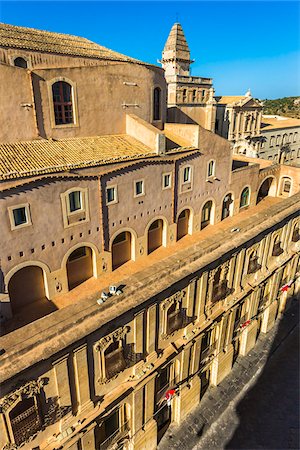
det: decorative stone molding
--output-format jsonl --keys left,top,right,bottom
{"left": 0, "top": 379, "right": 47, "bottom": 413}
{"left": 161, "top": 289, "right": 186, "bottom": 310}
{"left": 95, "top": 326, "right": 130, "bottom": 352}
{"left": 2, "top": 443, "right": 18, "bottom": 450}
{"left": 128, "top": 363, "right": 154, "bottom": 381}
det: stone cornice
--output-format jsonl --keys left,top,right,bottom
{"left": 0, "top": 193, "right": 299, "bottom": 385}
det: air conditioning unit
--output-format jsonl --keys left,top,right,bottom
{"left": 109, "top": 285, "right": 118, "bottom": 295}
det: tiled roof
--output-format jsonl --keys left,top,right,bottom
{"left": 0, "top": 135, "right": 157, "bottom": 180}
{"left": 261, "top": 116, "right": 300, "bottom": 131}
{"left": 216, "top": 96, "right": 246, "bottom": 105}
{"left": 163, "top": 23, "right": 190, "bottom": 56}
{"left": 0, "top": 22, "right": 144, "bottom": 64}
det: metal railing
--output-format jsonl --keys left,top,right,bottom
{"left": 155, "top": 378, "right": 177, "bottom": 404}
{"left": 11, "top": 405, "right": 41, "bottom": 446}
{"left": 200, "top": 341, "right": 217, "bottom": 365}
{"left": 99, "top": 421, "right": 130, "bottom": 450}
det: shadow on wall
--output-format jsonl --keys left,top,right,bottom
{"left": 225, "top": 296, "right": 299, "bottom": 450}
{"left": 167, "top": 107, "right": 198, "bottom": 125}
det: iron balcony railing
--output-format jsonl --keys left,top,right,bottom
{"left": 99, "top": 421, "right": 130, "bottom": 450}
{"left": 258, "top": 294, "right": 270, "bottom": 312}
{"left": 200, "top": 341, "right": 217, "bottom": 366}
{"left": 167, "top": 309, "right": 187, "bottom": 335}
{"left": 155, "top": 378, "right": 178, "bottom": 404}
{"left": 11, "top": 405, "right": 42, "bottom": 446}
{"left": 105, "top": 346, "right": 144, "bottom": 380}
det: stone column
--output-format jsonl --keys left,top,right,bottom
{"left": 146, "top": 304, "right": 157, "bottom": 356}
{"left": 53, "top": 354, "right": 72, "bottom": 409}
{"left": 236, "top": 111, "right": 241, "bottom": 138}
{"left": 187, "top": 277, "right": 197, "bottom": 318}
{"left": 195, "top": 272, "right": 208, "bottom": 321}
{"left": 81, "top": 423, "right": 96, "bottom": 450}
{"left": 134, "top": 312, "right": 144, "bottom": 355}
{"left": 73, "top": 344, "right": 92, "bottom": 412}
{"left": 133, "top": 387, "right": 144, "bottom": 434}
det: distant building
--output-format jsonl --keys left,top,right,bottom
{"left": 160, "top": 23, "right": 216, "bottom": 131}
{"left": 215, "top": 91, "right": 263, "bottom": 157}
{"left": 259, "top": 115, "right": 300, "bottom": 166}
{"left": 0, "top": 21, "right": 299, "bottom": 450}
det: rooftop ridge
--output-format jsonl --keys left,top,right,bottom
{"left": 0, "top": 22, "right": 145, "bottom": 64}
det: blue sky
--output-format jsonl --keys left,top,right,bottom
{"left": 1, "top": 1, "right": 299, "bottom": 99}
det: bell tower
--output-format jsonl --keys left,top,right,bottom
{"left": 161, "top": 23, "right": 193, "bottom": 79}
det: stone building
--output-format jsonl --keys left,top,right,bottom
{"left": 160, "top": 23, "right": 263, "bottom": 158}
{"left": 160, "top": 23, "right": 216, "bottom": 131}
{"left": 258, "top": 115, "right": 300, "bottom": 166}
{"left": 215, "top": 91, "right": 263, "bottom": 156}
{"left": 0, "top": 22, "right": 299, "bottom": 450}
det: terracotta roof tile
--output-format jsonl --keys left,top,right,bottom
{"left": 0, "top": 135, "right": 157, "bottom": 180}
{"left": 0, "top": 22, "right": 144, "bottom": 64}
{"left": 261, "top": 116, "right": 300, "bottom": 131}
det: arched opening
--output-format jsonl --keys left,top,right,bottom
{"left": 14, "top": 57, "right": 27, "bottom": 68}
{"left": 207, "top": 160, "right": 215, "bottom": 178}
{"left": 66, "top": 246, "right": 93, "bottom": 290}
{"left": 52, "top": 81, "right": 74, "bottom": 125}
{"left": 112, "top": 231, "right": 132, "bottom": 270}
{"left": 280, "top": 177, "right": 292, "bottom": 197}
{"left": 221, "top": 193, "right": 234, "bottom": 220}
{"left": 8, "top": 266, "right": 47, "bottom": 314}
{"left": 148, "top": 219, "right": 164, "bottom": 254}
{"left": 201, "top": 201, "right": 214, "bottom": 229}
{"left": 176, "top": 209, "right": 190, "bottom": 241}
{"left": 240, "top": 187, "right": 250, "bottom": 208}
{"left": 153, "top": 87, "right": 161, "bottom": 121}
{"left": 256, "top": 177, "right": 276, "bottom": 204}
{"left": 9, "top": 397, "right": 41, "bottom": 446}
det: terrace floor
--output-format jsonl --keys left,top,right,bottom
{"left": 1, "top": 196, "right": 284, "bottom": 337}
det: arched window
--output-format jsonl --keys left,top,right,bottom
{"left": 14, "top": 57, "right": 27, "bottom": 68}
{"left": 66, "top": 246, "right": 93, "bottom": 290}
{"left": 177, "top": 209, "right": 190, "bottom": 240}
{"left": 201, "top": 201, "right": 213, "bottom": 229}
{"left": 221, "top": 193, "right": 233, "bottom": 220}
{"left": 153, "top": 87, "right": 161, "bottom": 121}
{"left": 280, "top": 177, "right": 291, "bottom": 196}
{"left": 52, "top": 81, "right": 74, "bottom": 125}
{"left": 112, "top": 231, "right": 132, "bottom": 270}
{"left": 240, "top": 187, "right": 250, "bottom": 208}
{"left": 207, "top": 160, "right": 215, "bottom": 178}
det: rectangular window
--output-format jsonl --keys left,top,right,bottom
{"left": 69, "top": 191, "right": 82, "bottom": 212}
{"left": 135, "top": 180, "right": 144, "bottom": 196}
{"left": 106, "top": 187, "right": 117, "bottom": 204}
{"left": 163, "top": 173, "right": 171, "bottom": 189}
{"left": 13, "top": 207, "right": 27, "bottom": 226}
{"left": 183, "top": 167, "right": 191, "bottom": 183}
